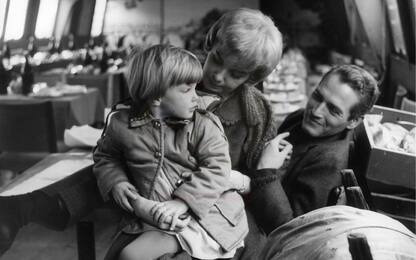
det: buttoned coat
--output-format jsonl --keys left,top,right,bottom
{"left": 93, "top": 105, "right": 248, "bottom": 252}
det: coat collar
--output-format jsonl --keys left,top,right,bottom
{"left": 128, "top": 102, "right": 191, "bottom": 128}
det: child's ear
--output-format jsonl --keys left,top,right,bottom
{"left": 151, "top": 98, "right": 162, "bottom": 106}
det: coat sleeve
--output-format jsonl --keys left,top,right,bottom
{"left": 173, "top": 113, "right": 232, "bottom": 218}
{"left": 248, "top": 168, "right": 293, "bottom": 235}
{"left": 93, "top": 112, "right": 130, "bottom": 201}
{"left": 248, "top": 145, "right": 348, "bottom": 234}
{"left": 286, "top": 147, "right": 347, "bottom": 216}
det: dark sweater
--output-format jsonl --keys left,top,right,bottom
{"left": 248, "top": 109, "right": 352, "bottom": 234}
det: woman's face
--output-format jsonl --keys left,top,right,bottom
{"left": 202, "top": 47, "right": 251, "bottom": 97}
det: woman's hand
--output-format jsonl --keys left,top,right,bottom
{"left": 150, "top": 199, "right": 189, "bottom": 231}
{"left": 111, "top": 181, "right": 139, "bottom": 212}
{"left": 257, "top": 132, "right": 293, "bottom": 170}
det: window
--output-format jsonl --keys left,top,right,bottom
{"left": 385, "top": 0, "right": 407, "bottom": 56}
{"left": 35, "top": 0, "right": 60, "bottom": 38}
{"left": 91, "top": 0, "right": 107, "bottom": 37}
{"left": 4, "top": 0, "right": 29, "bottom": 40}
{"left": 0, "top": 0, "right": 7, "bottom": 38}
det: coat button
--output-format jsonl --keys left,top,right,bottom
{"left": 154, "top": 151, "right": 162, "bottom": 158}
{"left": 153, "top": 121, "right": 161, "bottom": 128}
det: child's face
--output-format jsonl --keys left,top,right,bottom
{"left": 202, "top": 47, "right": 251, "bottom": 97}
{"left": 159, "top": 83, "right": 199, "bottom": 119}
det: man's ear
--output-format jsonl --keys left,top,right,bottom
{"left": 346, "top": 116, "right": 363, "bottom": 130}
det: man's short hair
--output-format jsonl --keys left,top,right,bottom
{"left": 204, "top": 8, "right": 283, "bottom": 85}
{"left": 321, "top": 65, "right": 380, "bottom": 120}
{"left": 127, "top": 44, "right": 202, "bottom": 103}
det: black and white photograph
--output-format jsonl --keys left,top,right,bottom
{"left": 0, "top": 0, "right": 415, "bottom": 259}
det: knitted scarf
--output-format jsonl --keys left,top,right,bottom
{"left": 240, "top": 86, "right": 278, "bottom": 170}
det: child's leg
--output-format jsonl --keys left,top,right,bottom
{"left": 119, "top": 231, "right": 180, "bottom": 260}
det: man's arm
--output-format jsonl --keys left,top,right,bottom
{"left": 248, "top": 145, "right": 348, "bottom": 234}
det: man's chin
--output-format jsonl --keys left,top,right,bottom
{"left": 302, "top": 123, "right": 321, "bottom": 137}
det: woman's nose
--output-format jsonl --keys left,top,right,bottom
{"left": 212, "top": 69, "right": 225, "bottom": 84}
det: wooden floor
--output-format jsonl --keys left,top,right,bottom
{"left": 1, "top": 209, "right": 120, "bottom": 260}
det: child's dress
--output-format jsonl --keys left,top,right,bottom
{"left": 151, "top": 169, "right": 242, "bottom": 259}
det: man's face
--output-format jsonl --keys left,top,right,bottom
{"left": 202, "top": 46, "right": 251, "bottom": 97}
{"left": 160, "top": 83, "right": 199, "bottom": 119}
{"left": 302, "top": 74, "right": 361, "bottom": 137}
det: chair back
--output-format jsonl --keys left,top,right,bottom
{"left": 401, "top": 97, "right": 416, "bottom": 113}
{"left": 0, "top": 100, "right": 57, "bottom": 152}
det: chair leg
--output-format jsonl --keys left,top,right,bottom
{"left": 341, "top": 169, "right": 359, "bottom": 187}
{"left": 346, "top": 187, "right": 370, "bottom": 210}
{"left": 77, "top": 221, "right": 96, "bottom": 260}
{"left": 347, "top": 233, "right": 374, "bottom": 260}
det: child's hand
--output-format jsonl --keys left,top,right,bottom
{"left": 158, "top": 214, "right": 191, "bottom": 232}
{"left": 257, "top": 132, "right": 292, "bottom": 170}
{"left": 150, "top": 199, "right": 189, "bottom": 230}
{"left": 229, "top": 170, "right": 251, "bottom": 194}
{"left": 111, "top": 181, "right": 139, "bottom": 212}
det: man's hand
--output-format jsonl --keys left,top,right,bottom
{"left": 111, "top": 181, "right": 139, "bottom": 212}
{"left": 150, "top": 199, "right": 189, "bottom": 231}
{"left": 257, "top": 132, "right": 293, "bottom": 170}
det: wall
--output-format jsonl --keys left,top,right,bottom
{"left": 103, "top": 0, "right": 257, "bottom": 47}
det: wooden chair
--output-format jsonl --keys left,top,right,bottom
{"left": 0, "top": 100, "right": 58, "bottom": 172}
{"left": 401, "top": 97, "right": 416, "bottom": 113}
{"left": 332, "top": 169, "right": 370, "bottom": 210}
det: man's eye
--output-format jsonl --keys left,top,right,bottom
{"left": 329, "top": 108, "right": 342, "bottom": 117}
{"left": 230, "top": 71, "right": 247, "bottom": 79}
{"left": 312, "top": 91, "right": 322, "bottom": 101}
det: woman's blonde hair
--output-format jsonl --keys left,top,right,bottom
{"left": 204, "top": 8, "right": 283, "bottom": 85}
{"left": 128, "top": 44, "right": 203, "bottom": 102}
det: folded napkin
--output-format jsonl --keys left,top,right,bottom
{"left": 64, "top": 125, "right": 103, "bottom": 147}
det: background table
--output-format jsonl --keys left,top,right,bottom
{"left": 0, "top": 89, "right": 105, "bottom": 140}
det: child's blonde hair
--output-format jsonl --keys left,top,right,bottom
{"left": 128, "top": 44, "right": 203, "bottom": 102}
{"left": 204, "top": 8, "right": 283, "bottom": 85}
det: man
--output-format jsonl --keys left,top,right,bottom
{"left": 248, "top": 64, "right": 380, "bottom": 234}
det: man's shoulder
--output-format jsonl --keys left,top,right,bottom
{"left": 279, "top": 109, "right": 304, "bottom": 132}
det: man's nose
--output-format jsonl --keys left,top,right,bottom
{"left": 312, "top": 102, "right": 326, "bottom": 117}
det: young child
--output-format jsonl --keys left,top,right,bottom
{"left": 103, "top": 8, "right": 284, "bottom": 260}
{"left": 93, "top": 45, "right": 248, "bottom": 260}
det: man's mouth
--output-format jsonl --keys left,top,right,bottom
{"left": 306, "top": 114, "right": 323, "bottom": 126}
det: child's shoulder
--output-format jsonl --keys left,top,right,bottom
{"left": 105, "top": 104, "right": 130, "bottom": 127}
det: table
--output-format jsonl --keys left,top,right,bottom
{"left": 0, "top": 89, "right": 105, "bottom": 140}
{"left": 0, "top": 151, "right": 105, "bottom": 260}
{"left": 66, "top": 70, "right": 129, "bottom": 107}
{"left": 0, "top": 152, "right": 92, "bottom": 195}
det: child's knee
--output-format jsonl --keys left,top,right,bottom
{"left": 119, "top": 246, "right": 137, "bottom": 260}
